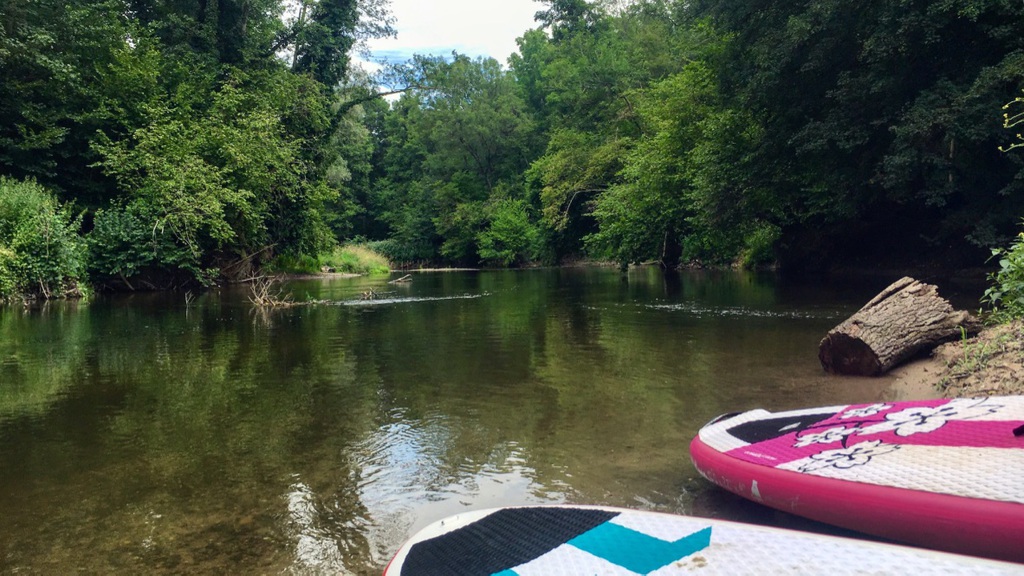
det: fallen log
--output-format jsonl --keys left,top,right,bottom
{"left": 818, "top": 276, "right": 982, "bottom": 376}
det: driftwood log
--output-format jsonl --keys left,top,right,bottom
{"left": 818, "top": 276, "right": 981, "bottom": 376}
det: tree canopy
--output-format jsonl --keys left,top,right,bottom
{"left": 2, "top": 0, "right": 1024, "bottom": 297}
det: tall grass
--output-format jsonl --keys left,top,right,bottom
{"left": 266, "top": 244, "right": 391, "bottom": 276}
{"left": 321, "top": 245, "right": 391, "bottom": 275}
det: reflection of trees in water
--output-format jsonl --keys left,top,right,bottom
{"left": 0, "top": 301, "right": 90, "bottom": 419}
{"left": 0, "top": 269, "right": 888, "bottom": 573}
{"left": 0, "top": 293, "right": 381, "bottom": 573}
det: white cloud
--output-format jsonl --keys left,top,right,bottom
{"left": 366, "top": 0, "right": 541, "bottom": 65}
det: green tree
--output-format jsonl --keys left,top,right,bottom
{"left": 534, "top": 0, "right": 606, "bottom": 43}
{"left": 478, "top": 198, "right": 542, "bottom": 266}
{"left": 370, "top": 54, "right": 542, "bottom": 265}
{"left": 1, "top": 0, "right": 395, "bottom": 287}
{"left": 93, "top": 67, "right": 337, "bottom": 281}
{"left": 522, "top": 2, "right": 724, "bottom": 261}
{"left": 0, "top": 178, "right": 86, "bottom": 299}
{"left": 290, "top": 0, "right": 359, "bottom": 88}
{"left": 583, "top": 62, "right": 730, "bottom": 266}
{"left": 689, "top": 0, "right": 1024, "bottom": 266}
{"left": 0, "top": 0, "right": 129, "bottom": 203}
{"left": 86, "top": 204, "right": 193, "bottom": 290}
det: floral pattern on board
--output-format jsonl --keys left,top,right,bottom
{"left": 839, "top": 403, "right": 892, "bottom": 419}
{"left": 797, "top": 440, "right": 901, "bottom": 473}
{"left": 858, "top": 398, "right": 1003, "bottom": 438}
{"left": 793, "top": 426, "right": 858, "bottom": 448}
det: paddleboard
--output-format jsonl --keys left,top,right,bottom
{"left": 383, "top": 505, "right": 1022, "bottom": 575}
{"left": 690, "top": 396, "right": 1024, "bottom": 563}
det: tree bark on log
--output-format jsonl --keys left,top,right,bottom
{"left": 819, "top": 276, "right": 981, "bottom": 376}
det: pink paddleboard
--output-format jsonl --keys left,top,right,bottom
{"left": 690, "top": 396, "right": 1024, "bottom": 563}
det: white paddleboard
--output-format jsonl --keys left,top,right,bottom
{"left": 383, "top": 505, "right": 1023, "bottom": 575}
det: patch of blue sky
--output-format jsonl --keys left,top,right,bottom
{"left": 364, "top": 0, "right": 539, "bottom": 66}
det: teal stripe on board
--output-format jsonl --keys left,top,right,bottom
{"left": 568, "top": 523, "right": 712, "bottom": 574}
{"left": 491, "top": 570, "right": 517, "bottom": 576}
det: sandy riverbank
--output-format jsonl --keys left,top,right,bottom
{"left": 878, "top": 320, "right": 1024, "bottom": 400}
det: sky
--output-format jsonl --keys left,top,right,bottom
{"left": 365, "top": 0, "right": 542, "bottom": 65}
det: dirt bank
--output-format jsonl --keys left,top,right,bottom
{"left": 883, "top": 320, "right": 1024, "bottom": 399}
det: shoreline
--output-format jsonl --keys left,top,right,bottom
{"left": 879, "top": 355, "right": 947, "bottom": 401}
{"left": 789, "top": 321, "right": 1023, "bottom": 408}
{"left": 872, "top": 320, "right": 1024, "bottom": 401}
{"left": 289, "top": 268, "right": 1015, "bottom": 403}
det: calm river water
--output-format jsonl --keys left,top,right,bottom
{"left": 0, "top": 268, "right": 976, "bottom": 574}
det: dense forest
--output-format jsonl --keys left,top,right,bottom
{"left": 3, "top": 0, "right": 1024, "bottom": 299}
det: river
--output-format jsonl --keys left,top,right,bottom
{"left": 0, "top": 268, "right": 976, "bottom": 574}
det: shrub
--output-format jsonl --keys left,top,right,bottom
{"left": 362, "top": 239, "right": 423, "bottom": 267}
{"left": 477, "top": 199, "right": 541, "bottom": 267}
{"left": 0, "top": 247, "right": 17, "bottom": 297}
{"left": 982, "top": 229, "right": 1024, "bottom": 320}
{"left": 265, "top": 253, "right": 322, "bottom": 275}
{"left": 87, "top": 205, "right": 204, "bottom": 287}
{"left": 737, "top": 222, "right": 780, "bottom": 269}
{"left": 0, "top": 178, "right": 86, "bottom": 299}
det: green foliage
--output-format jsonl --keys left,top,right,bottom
{"left": 585, "top": 180, "right": 670, "bottom": 266}
{"left": 535, "top": 0, "right": 606, "bottom": 43}
{"left": 374, "top": 179, "right": 442, "bottom": 265}
{"left": 320, "top": 245, "right": 391, "bottom": 275}
{"left": 94, "top": 67, "right": 338, "bottom": 281}
{"left": 290, "top": 0, "right": 360, "bottom": 88}
{"left": 360, "top": 239, "right": 422, "bottom": 266}
{"left": 87, "top": 205, "right": 203, "bottom": 287}
{"left": 0, "top": 247, "right": 18, "bottom": 298}
{"left": 267, "top": 253, "right": 322, "bottom": 275}
{"left": 265, "top": 244, "right": 390, "bottom": 275}
{"left": 1001, "top": 89, "right": 1024, "bottom": 153}
{"left": 522, "top": 5, "right": 734, "bottom": 264}
{"left": 696, "top": 0, "right": 1024, "bottom": 260}
{"left": 370, "top": 54, "right": 543, "bottom": 266}
{"left": 0, "top": 178, "right": 86, "bottom": 299}
{"left": 0, "top": 0, "right": 128, "bottom": 201}
{"left": 477, "top": 199, "right": 542, "bottom": 266}
{"left": 530, "top": 129, "right": 628, "bottom": 233}
{"left": 982, "top": 229, "right": 1024, "bottom": 320}
{"left": 6, "top": 0, "right": 1024, "bottom": 282}
{"left": 586, "top": 56, "right": 763, "bottom": 267}
{"left": 1, "top": 0, "right": 393, "bottom": 288}
{"left": 737, "top": 222, "right": 781, "bottom": 269}
{"left": 437, "top": 200, "right": 488, "bottom": 263}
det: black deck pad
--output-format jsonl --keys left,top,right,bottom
{"left": 726, "top": 412, "right": 836, "bottom": 444}
{"left": 401, "top": 507, "right": 620, "bottom": 575}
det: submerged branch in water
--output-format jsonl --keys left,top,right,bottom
{"left": 248, "top": 275, "right": 295, "bottom": 307}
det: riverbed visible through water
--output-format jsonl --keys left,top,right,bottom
{"left": 0, "top": 268, "right": 979, "bottom": 574}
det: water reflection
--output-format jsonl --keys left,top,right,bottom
{"left": 645, "top": 302, "right": 844, "bottom": 319}
{"left": 348, "top": 413, "right": 570, "bottom": 548}
{"left": 342, "top": 294, "right": 487, "bottom": 307}
{"left": 286, "top": 479, "right": 346, "bottom": 572}
{"left": 0, "top": 268, "right": 919, "bottom": 574}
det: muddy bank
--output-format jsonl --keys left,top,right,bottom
{"left": 878, "top": 320, "right": 1024, "bottom": 400}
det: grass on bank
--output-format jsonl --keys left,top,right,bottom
{"left": 322, "top": 245, "right": 391, "bottom": 275}
{"left": 269, "top": 244, "right": 391, "bottom": 276}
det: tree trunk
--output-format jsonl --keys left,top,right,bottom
{"left": 818, "top": 276, "right": 981, "bottom": 376}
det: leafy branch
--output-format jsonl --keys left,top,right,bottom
{"left": 999, "top": 90, "right": 1024, "bottom": 152}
